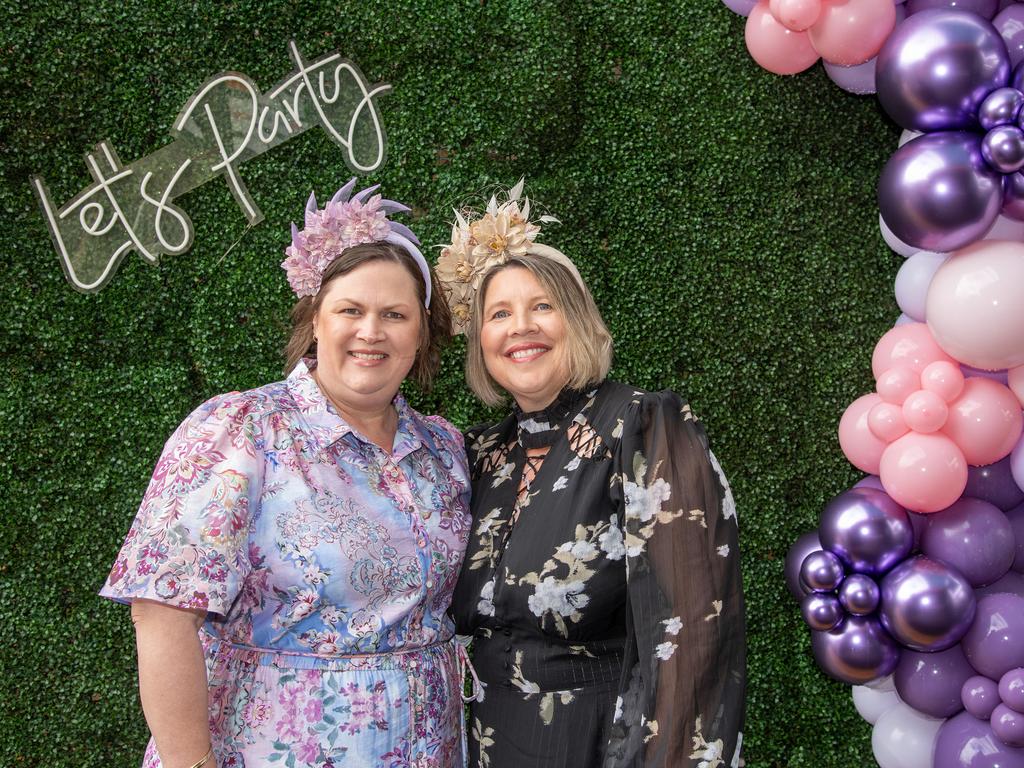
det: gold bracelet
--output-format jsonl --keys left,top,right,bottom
{"left": 188, "top": 748, "right": 214, "bottom": 768}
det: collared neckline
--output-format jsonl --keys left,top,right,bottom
{"left": 513, "top": 385, "right": 593, "bottom": 450}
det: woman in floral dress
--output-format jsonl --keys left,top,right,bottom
{"left": 440, "top": 183, "right": 745, "bottom": 767}
{"left": 101, "top": 180, "right": 471, "bottom": 768}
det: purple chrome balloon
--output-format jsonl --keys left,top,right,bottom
{"left": 876, "top": 9, "right": 1011, "bottom": 131}
{"left": 1007, "top": 502, "right": 1024, "bottom": 573}
{"left": 963, "top": 674, "right": 1002, "bottom": 719}
{"left": 810, "top": 615, "right": 902, "bottom": 685}
{"left": 818, "top": 487, "right": 914, "bottom": 576}
{"left": 935, "top": 711, "right": 1024, "bottom": 767}
{"left": 921, "top": 498, "right": 1016, "bottom": 586}
{"left": 966, "top": 456, "right": 1024, "bottom": 511}
{"left": 962, "top": 593, "right": 1024, "bottom": 679}
{"left": 785, "top": 531, "right": 823, "bottom": 599}
{"left": 802, "top": 592, "right": 845, "bottom": 631}
{"left": 878, "top": 132, "right": 1004, "bottom": 252}
{"left": 801, "top": 549, "right": 847, "bottom": 593}
{"left": 984, "top": 125, "right": 1024, "bottom": 172}
{"left": 895, "top": 644, "right": 976, "bottom": 717}
{"left": 980, "top": 87, "right": 1024, "bottom": 130}
{"left": 880, "top": 555, "right": 977, "bottom": 651}
{"left": 993, "top": 704, "right": 1024, "bottom": 747}
{"left": 840, "top": 573, "right": 882, "bottom": 615}
{"left": 997, "top": 5, "right": 1024, "bottom": 68}
{"left": 1001, "top": 668, "right": 1024, "bottom": 712}
{"left": 906, "top": 0, "right": 999, "bottom": 17}
{"left": 1005, "top": 169, "right": 1024, "bottom": 220}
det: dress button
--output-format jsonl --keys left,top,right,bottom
{"left": 504, "top": 644, "right": 512, "bottom": 652}
{"left": 503, "top": 628, "right": 511, "bottom": 637}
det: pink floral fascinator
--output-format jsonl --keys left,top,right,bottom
{"left": 281, "top": 178, "right": 431, "bottom": 303}
{"left": 437, "top": 178, "right": 585, "bottom": 334}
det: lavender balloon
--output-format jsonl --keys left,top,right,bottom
{"left": 818, "top": 487, "right": 914, "bottom": 576}
{"left": 721, "top": 0, "right": 757, "bottom": 15}
{"left": 996, "top": 4, "right": 1024, "bottom": 68}
{"left": 824, "top": 58, "right": 877, "bottom": 96}
{"left": 811, "top": 615, "right": 902, "bottom": 685}
{"left": 994, "top": 704, "right": 1024, "bottom": 747}
{"left": 802, "top": 592, "right": 845, "bottom": 631}
{"left": 963, "top": 675, "right": 1002, "bottom": 719}
{"left": 976, "top": 570, "right": 1024, "bottom": 598}
{"left": 1001, "top": 668, "right": 1024, "bottom": 712}
{"left": 878, "top": 132, "right": 1004, "bottom": 252}
{"left": 962, "top": 593, "right": 1024, "bottom": 679}
{"left": 935, "top": 712, "right": 1024, "bottom": 768}
{"left": 1007, "top": 502, "right": 1024, "bottom": 573}
{"left": 880, "top": 555, "right": 977, "bottom": 651}
{"left": 876, "top": 9, "right": 1011, "bottom": 131}
{"left": 896, "top": 644, "right": 975, "bottom": 717}
{"left": 906, "top": 0, "right": 999, "bottom": 17}
{"left": 840, "top": 573, "right": 882, "bottom": 615}
{"left": 921, "top": 498, "right": 1016, "bottom": 586}
{"left": 965, "top": 456, "right": 1024, "bottom": 511}
{"left": 785, "top": 531, "right": 824, "bottom": 599}
{"left": 800, "top": 549, "right": 847, "bottom": 592}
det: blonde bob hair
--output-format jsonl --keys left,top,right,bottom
{"left": 465, "top": 254, "right": 613, "bottom": 406}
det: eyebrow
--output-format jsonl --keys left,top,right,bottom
{"left": 327, "top": 297, "right": 414, "bottom": 310}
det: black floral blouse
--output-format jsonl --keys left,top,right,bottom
{"left": 452, "top": 380, "right": 745, "bottom": 768}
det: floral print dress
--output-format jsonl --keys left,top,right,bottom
{"left": 101, "top": 360, "right": 472, "bottom": 768}
{"left": 451, "top": 381, "right": 745, "bottom": 768}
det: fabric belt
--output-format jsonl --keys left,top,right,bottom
{"left": 202, "top": 633, "right": 456, "bottom": 671}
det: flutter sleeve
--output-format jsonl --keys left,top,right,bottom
{"left": 100, "top": 392, "right": 263, "bottom": 617}
{"left": 607, "top": 391, "right": 745, "bottom": 768}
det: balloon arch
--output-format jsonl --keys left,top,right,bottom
{"left": 722, "top": 1, "right": 1024, "bottom": 765}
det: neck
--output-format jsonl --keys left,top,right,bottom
{"left": 313, "top": 373, "right": 398, "bottom": 452}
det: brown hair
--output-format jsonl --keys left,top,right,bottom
{"left": 465, "top": 254, "right": 613, "bottom": 406}
{"left": 284, "top": 242, "right": 452, "bottom": 391}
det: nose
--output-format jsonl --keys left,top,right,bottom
{"left": 510, "top": 309, "right": 538, "bottom": 337}
{"left": 356, "top": 314, "right": 385, "bottom": 343}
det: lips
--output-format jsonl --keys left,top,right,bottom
{"left": 505, "top": 344, "right": 550, "bottom": 362}
{"left": 349, "top": 350, "right": 388, "bottom": 362}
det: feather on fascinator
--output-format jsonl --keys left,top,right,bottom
{"left": 436, "top": 178, "right": 584, "bottom": 334}
{"left": 281, "top": 178, "right": 431, "bottom": 303}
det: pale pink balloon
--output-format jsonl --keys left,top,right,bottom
{"left": 903, "top": 389, "right": 949, "bottom": 433}
{"left": 808, "top": 0, "right": 897, "bottom": 67}
{"left": 770, "top": 0, "right": 823, "bottom": 30}
{"left": 876, "top": 365, "right": 921, "bottom": 405}
{"left": 872, "top": 323, "right": 957, "bottom": 378}
{"left": 841, "top": 393, "right": 889, "bottom": 474}
{"left": 944, "top": 378, "right": 1024, "bottom": 466}
{"left": 1011, "top": 366, "right": 1024, "bottom": 408}
{"left": 921, "top": 361, "right": 965, "bottom": 404}
{"left": 869, "top": 401, "right": 910, "bottom": 442}
{"left": 927, "top": 240, "right": 1024, "bottom": 371}
{"left": 879, "top": 432, "right": 968, "bottom": 513}
{"left": 745, "top": 1, "right": 821, "bottom": 74}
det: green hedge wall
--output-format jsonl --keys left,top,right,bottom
{"left": 0, "top": 1, "right": 900, "bottom": 765}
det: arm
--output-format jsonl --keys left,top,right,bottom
{"left": 131, "top": 599, "right": 212, "bottom": 768}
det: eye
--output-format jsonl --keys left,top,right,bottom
{"left": 384, "top": 311, "right": 405, "bottom": 320}
{"left": 535, "top": 302, "right": 553, "bottom": 311}
{"left": 489, "top": 309, "right": 510, "bottom": 320}
{"left": 338, "top": 307, "right": 361, "bottom": 316}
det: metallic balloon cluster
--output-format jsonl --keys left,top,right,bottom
{"left": 877, "top": 10, "right": 1024, "bottom": 253}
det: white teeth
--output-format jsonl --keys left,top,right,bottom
{"left": 509, "top": 348, "right": 546, "bottom": 360}
{"left": 351, "top": 352, "right": 386, "bottom": 360}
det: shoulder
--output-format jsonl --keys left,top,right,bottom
{"left": 419, "top": 412, "right": 466, "bottom": 453}
{"left": 604, "top": 381, "right": 709, "bottom": 444}
{"left": 173, "top": 379, "right": 286, "bottom": 444}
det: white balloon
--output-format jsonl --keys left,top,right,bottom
{"left": 898, "top": 129, "right": 922, "bottom": 148}
{"left": 983, "top": 215, "right": 1024, "bottom": 242}
{"left": 853, "top": 684, "right": 901, "bottom": 724}
{"left": 871, "top": 702, "right": 944, "bottom": 768}
{"left": 880, "top": 214, "right": 921, "bottom": 258}
{"left": 894, "top": 251, "right": 949, "bottom": 322}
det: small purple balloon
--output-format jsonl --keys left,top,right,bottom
{"left": 721, "top": 0, "right": 757, "bottom": 15}
{"left": 980, "top": 87, "right": 1024, "bottom": 130}
{"left": 935, "top": 711, "right": 1024, "bottom": 768}
{"left": 824, "top": 58, "right": 878, "bottom": 96}
{"left": 818, "top": 487, "right": 914, "bottom": 576}
{"left": 966, "top": 456, "right": 1024, "bottom": 511}
{"left": 876, "top": 10, "right": 1011, "bottom": 131}
{"left": 921, "top": 497, "right": 1016, "bottom": 587}
{"left": 961, "top": 364, "right": 1011, "bottom": 384}
{"left": 962, "top": 593, "right": 1024, "bottom": 679}
{"left": 880, "top": 555, "right": 977, "bottom": 651}
{"left": 993, "top": 704, "right": 1024, "bottom": 747}
{"left": 1001, "top": 668, "right": 1024, "bottom": 712}
{"left": 1004, "top": 171, "right": 1024, "bottom": 220}
{"left": 840, "top": 573, "right": 882, "bottom": 615}
{"left": 855, "top": 475, "right": 885, "bottom": 491}
{"left": 802, "top": 592, "right": 845, "bottom": 631}
{"left": 785, "top": 531, "right": 823, "bottom": 599}
{"left": 1007, "top": 502, "right": 1024, "bottom": 573}
{"left": 810, "top": 615, "right": 901, "bottom": 685}
{"left": 906, "top": 0, "right": 999, "bottom": 18}
{"left": 963, "top": 674, "right": 1002, "bottom": 718}
{"left": 984, "top": 125, "right": 1024, "bottom": 173}
{"left": 878, "top": 132, "right": 1004, "bottom": 252}
{"left": 801, "top": 549, "right": 847, "bottom": 593}
{"left": 895, "top": 644, "right": 976, "bottom": 717}
{"left": 996, "top": 5, "right": 1024, "bottom": 68}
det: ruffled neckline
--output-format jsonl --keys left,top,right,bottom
{"left": 513, "top": 386, "right": 591, "bottom": 449}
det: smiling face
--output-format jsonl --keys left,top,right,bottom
{"left": 312, "top": 259, "right": 422, "bottom": 416}
{"left": 479, "top": 266, "right": 570, "bottom": 412}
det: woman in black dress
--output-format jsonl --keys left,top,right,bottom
{"left": 438, "top": 183, "right": 745, "bottom": 768}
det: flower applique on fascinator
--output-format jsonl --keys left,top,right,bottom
{"left": 437, "top": 178, "right": 585, "bottom": 333}
{"left": 281, "top": 178, "right": 431, "bottom": 302}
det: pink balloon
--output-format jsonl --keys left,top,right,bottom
{"left": 870, "top": 401, "right": 911, "bottom": 442}
{"left": 904, "top": 389, "right": 950, "bottom": 433}
{"left": 944, "top": 378, "right": 1024, "bottom": 466}
{"left": 770, "top": 0, "right": 823, "bottom": 30}
{"left": 879, "top": 432, "right": 968, "bottom": 513}
{"left": 922, "top": 361, "right": 965, "bottom": 403}
{"left": 872, "top": 323, "right": 957, "bottom": 378}
{"left": 1011, "top": 366, "right": 1024, "bottom": 408}
{"left": 809, "top": 0, "right": 897, "bottom": 66}
{"left": 841, "top": 393, "right": 890, "bottom": 474}
{"left": 927, "top": 240, "right": 1024, "bottom": 371}
{"left": 877, "top": 365, "right": 921, "bottom": 405}
{"left": 745, "top": 1, "right": 821, "bottom": 74}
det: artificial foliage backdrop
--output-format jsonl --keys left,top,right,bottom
{"left": 0, "top": 0, "right": 899, "bottom": 765}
